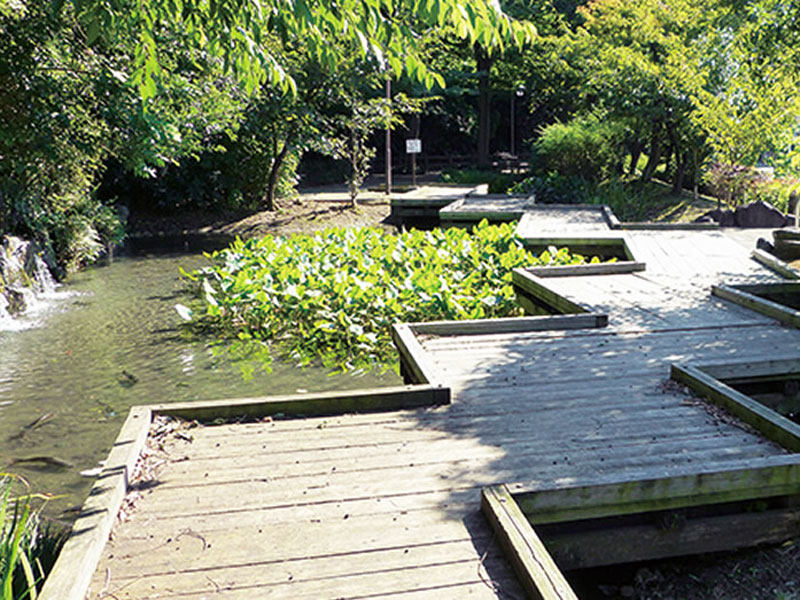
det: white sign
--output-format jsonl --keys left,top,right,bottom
{"left": 406, "top": 138, "right": 422, "bottom": 154}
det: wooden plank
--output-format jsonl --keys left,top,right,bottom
{"left": 509, "top": 457, "right": 800, "bottom": 525}
{"left": 391, "top": 324, "right": 445, "bottom": 386}
{"left": 525, "top": 261, "right": 646, "bottom": 277}
{"left": 544, "top": 506, "right": 800, "bottom": 570}
{"left": 512, "top": 268, "right": 588, "bottom": 314}
{"left": 712, "top": 283, "right": 800, "bottom": 328}
{"left": 619, "top": 222, "right": 719, "bottom": 230}
{"left": 731, "top": 282, "right": 800, "bottom": 294}
{"left": 481, "top": 485, "right": 577, "bottom": 600}
{"left": 697, "top": 358, "right": 800, "bottom": 380}
{"left": 602, "top": 205, "right": 621, "bottom": 229}
{"left": 106, "top": 558, "right": 521, "bottom": 600}
{"left": 407, "top": 313, "right": 607, "bottom": 336}
{"left": 39, "top": 405, "right": 153, "bottom": 600}
{"left": 150, "top": 385, "right": 449, "bottom": 421}
{"left": 752, "top": 248, "right": 800, "bottom": 280}
{"left": 671, "top": 363, "right": 800, "bottom": 452}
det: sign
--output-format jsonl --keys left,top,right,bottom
{"left": 406, "top": 138, "right": 422, "bottom": 154}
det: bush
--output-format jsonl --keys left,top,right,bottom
{"left": 532, "top": 114, "right": 626, "bottom": 180}
{"left": 747, "top": 176, "right": 800, "bottom": 214}
{"left": 439, "top": 169, "right": 520, "bottom": 193}
{"left": 509, "top": 173, "right": 596, "bottom": 204}
{"left": 180, "top": 222, "right": 601, "bottom": 371}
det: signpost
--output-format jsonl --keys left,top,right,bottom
{"left": 406, "top": 138, "right": 422, "bottom": 188}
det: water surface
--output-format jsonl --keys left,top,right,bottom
{"left": 0, "top": 247, "right": 400, "bottom": 516}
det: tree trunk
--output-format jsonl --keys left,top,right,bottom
{"left": 672, "top": 152, "right": 688, "bottom": 195}
{"left": 475, "top": 43, "right": 494, "bottom": 168}
{"left": 266, "top": 142, "right": 291, "bottom": 212}
{"left": 641, "top": 129, "right": 662, "bottom": 182}
{"left": 628, "top": 141, "right": 643, "bottom": 176}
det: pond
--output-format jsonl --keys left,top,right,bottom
{"left": 0, "top": 242, "right": 400, "bottom": 518}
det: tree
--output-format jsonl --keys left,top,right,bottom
{"left": 68, "top": 0, "right": 535, "bottom": 100}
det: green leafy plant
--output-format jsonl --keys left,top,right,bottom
{"left": 180, "top": 221, "right": 598, "bottom": 371}
{"left": 439, "top": 169, "right": 520, "bottom": 194}
{"left": 0, "top": 475, "right": 58, "bottom": 600}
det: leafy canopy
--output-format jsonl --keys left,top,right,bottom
{"left": 63, "top": 0, "right": 536, "bottom": 99}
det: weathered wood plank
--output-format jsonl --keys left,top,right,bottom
{"left": 524, "top": 261, "right": 645, "bottom": 277}
{"left": 407, "top": 313, "right": 607, "bottom": 336}
{"left": 544, "top": 507, "right": 800, "bottom": 570}
{"left": 713, "top": 283, "right": 800, "bottom": 327}
{"left": 39, "top": 406, "right": 153, "bottom": 600}
{"left": 671, "top": 363, "right": 800, "bottom": 452}
{"left": 511, "top": 457, "right": 800, "bottom": 525}
{"left": 150, "top": 384, "right": 449, "bottom": 421}
{"left": 752, "top": 248, "right": 800, "bottom": 280}
{"left": 512, "top": 268, "right": 588, "bottom": 315}
{"left": 481, "top": 485, "right": 577, "bottom": 600}
{"left": 698, "top": 358, "right": 800, "bottom": 380}
{"left": 391, "top": 323, "right": 446, "bottom": 386}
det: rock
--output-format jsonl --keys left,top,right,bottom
{"left": 620, "top": 585, "right": 635, "bottom": 598}
{"left": 5, "top": 286, "right": 32, "bottom": 315}
{"left": 697, "top": 208, "right": 735, "bottom": 226}
{"left": 756, "top": 237, "right": 775, "bottom": 253}
{"left": 0, "top": 235, "right": 58, "bottom": 323}
{"left": 734, "top": 200, "right": 788, "bottom": 228}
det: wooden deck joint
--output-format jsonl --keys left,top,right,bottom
{"left": 671, "top": 361, "right": 800, "bottom": 452}
{"left": 712, "top": 282, "right": 800, "bottom": 328}
{"left": 751, "top": 248, "right": 800, "bottom": 280}
{"left": 481, "top": 485, "right": 578, "bottom": 600}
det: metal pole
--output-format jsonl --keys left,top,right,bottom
{"left": 412, "top": 152, "right": 417, "bottom": 188}
{"left": 510, "top": 90, "right": 515, "bottom": 157}
{"left": 385, "top": 75, "right": 392, "bottom": 196}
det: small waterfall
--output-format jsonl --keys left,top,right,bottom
{"left": 0, "top": 235, "right": 59, "bottom": 330}
{"left": 31, "top": 253, "right": 57, "bottom": 295}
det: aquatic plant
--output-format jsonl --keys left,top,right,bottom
{"left": 0, "top": 475, "right": 56, "bottom": 600}
{"left": 181, "top": 221, "right": 597, "bottom": 371}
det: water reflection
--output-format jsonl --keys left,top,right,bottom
{"left": 0, "top": 246, "right": 400, "bottom": 517}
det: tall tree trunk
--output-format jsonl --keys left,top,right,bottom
{"left": 672, "top": 152, "right": 688, "bottom": 195}
{"left": 628, "top": 141, "right": 643, "bottom": 176}
{"left": 641, "top": 129, "right": 662, "bottom": 182}
{"left": 266, "top": 142, "right": 291, "bottom": 212}
{"left": 475, "top": 43, "right": 494, "bottom": 168}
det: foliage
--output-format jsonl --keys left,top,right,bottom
{"left": 439, "top": 169, "right": 520, "bottom": 193}
{"left": 509, "top": 173, "right": 596, "bottom": 204}
{"left": 180, "top": 222, "right": 598, "bottom": 371}
{"left": 746, "top": 177, "right": 800, "bottom": 214}
{"left": 0, "top": 475, "right": 61, "bottom": 600}
{"left": 532, "top": 114, "right": 627, "bottom": 180}
{"left": 703, "top": 162, "right": 757, "bottom": 207}
{"left": 70, "top": 0, "right": 536, "bottom": 101}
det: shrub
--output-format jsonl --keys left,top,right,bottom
{"left": 509, "top": 173, "right": 596, "bottom": 204}
{"left": 440, "top": 169, "right": 520, "bottom": 193}
{"left": 532, "top": 114, "right": 626, "bottom": 180}
{"left": 747, "top": 176, "right": 800, "bottom": 214}
{"left": 180, "top": 222, "right": 601, "bottom": 371}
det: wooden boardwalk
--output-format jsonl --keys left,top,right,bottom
{"left": 46, "top": 229, "right": 800, "bottom": 600}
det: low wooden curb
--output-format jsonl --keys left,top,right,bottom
{"left": 671, "top": 361, "right": 800, "bottom": 452}
{"left": 481, "top": 485, "right": 578, "bottom": 600}
{"left": 712, "top": 282, "right": 800, "bottom": 328}
{"left": 752, "top": 248, "right": 800, "bottom": 280}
